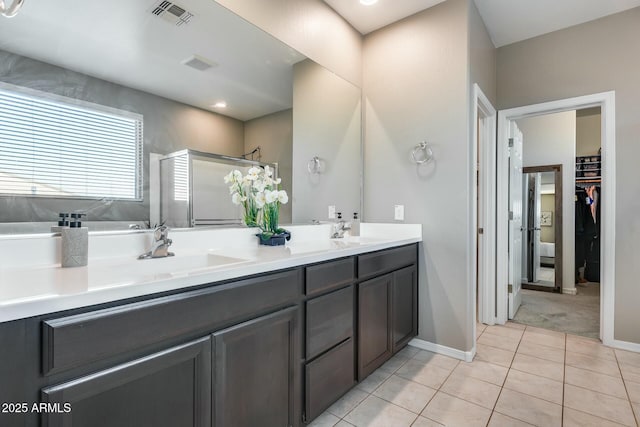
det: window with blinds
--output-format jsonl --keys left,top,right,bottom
{"left": 0, "top": 83, "right": 143, "bottom": 201}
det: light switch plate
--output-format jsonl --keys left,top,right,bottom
{"left": 394, "top": 205, "right": 404, "bottom": 221}
{"left": 328, "top": 205, "right": 336, "bottom": 219}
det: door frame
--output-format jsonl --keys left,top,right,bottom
{"left": 496, "top": 91, "right": 616, "bottom": 345}
{"left": 471, "top": 83, "right": 497, "bottom": 345}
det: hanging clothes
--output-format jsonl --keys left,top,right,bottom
{"left": 575, "top": 188, "right": 597, "bottom": 283}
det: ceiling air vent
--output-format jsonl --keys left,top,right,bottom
{"left": 150, "top": 0, "right": 193, "bottom": 26}
{"left": 182, "top": 55, "right": 217, "bottom": 71}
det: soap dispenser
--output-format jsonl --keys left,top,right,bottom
{"left": 61, "top": 213, "right": 88, "bottom": 267}
{"left": 351, "top": 212, "right": 360, "bottom": 236}
{"left": 51, "top": 213, "right": 70, "bottom": 233}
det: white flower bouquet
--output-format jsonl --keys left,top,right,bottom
{"left": 224, "top": 165, "right": 290, "bottom": 244}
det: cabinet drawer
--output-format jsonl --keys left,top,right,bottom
{"left": 306, "top": 257, "right": 354, "bottom": 296}
{"left": 42, "top": 269, "right": 302, "bottom": 375}
{"left": 357, "top": 244, "right": 417, "bottom": 280}
{"left": 305, "top": 338, "right": 355, "bottom": 422}
{"left": 306, "top": 286, "right": 353, "bottom": 359}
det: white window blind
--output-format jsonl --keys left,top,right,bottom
{"left": 0, "top": 84, "right": 143, "bottom": 200}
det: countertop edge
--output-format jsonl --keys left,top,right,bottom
{"left": 0, "top": 237, "right": 421, "bottom": 323}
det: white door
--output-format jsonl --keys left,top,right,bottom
{"left": 508, "top": 122, "right": 523, "bottom": 319}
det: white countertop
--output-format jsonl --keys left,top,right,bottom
{"left": 0, "top": 223, "right": 421, "bottom": 323}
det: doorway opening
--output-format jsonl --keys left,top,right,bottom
{"left": 494, "top": 92, "right": 615, "bottom": 345}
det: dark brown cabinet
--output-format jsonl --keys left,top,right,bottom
{"left": 212, "top": 306, "right": 298, "bottom": 427}
{"left": 41, "top": 336, "right": 212, "bottom": 427}
{"left": 357, "top": 274, "right": 393, "bottom": 379}
{"left": 392, "top": 265, "right": 418, "bottom": 352}
{"left": 357, "top": 245, "right": 418, "bottom": 381}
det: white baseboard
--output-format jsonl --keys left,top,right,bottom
{"left": 562, "top": 287, "right": 577, "bottom": 295}
{"left": 408, "top": 338, "right": 475, "bottom": 362}
{"left": 609, "top": 339, "right": 640, "bottom": 353}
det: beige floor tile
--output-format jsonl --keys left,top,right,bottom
{"left": 477, "top": 323, "right": 487, "bottom": 334}
{"left": 488, "top": 412, "right": 535, "bottom": 426}
{"left": 412, "top": 350, "right": 460, "bottom": 370}
{"left": 616, "top": 348, "right": 640, "bottom": 368}
{"left": 326, "top": 387, "right": 369, "bottom": 418}
{"left": 373, "top": 375, "right": 436, "bottom": 414}
{"left": 564, "top": 384, "right": 636, "bottom": 426}
{"left": 495, "top": 388, "right": 562, "bottom": 427}
{"left": 566, "top": 335, "right": 615, "bottom": 360}
{"left": 485, "top": 325, "right": 525, "bottom": 340}
{"left": 334, "top": 422, "right": 355, "bottom": 427}
{"left": 521, "top": 330, "right": 565, "bottom": 350}
{"left": 524, "top": 325, "right": 565, "bottom": 337}
{"left": 620, "top": 362, "right": 640, "bottom": 383}
{"left": 504, "top": 322, "right": 527, "bottom": 330}
{"left": 474, "top": 343, "right": 515, "bottom": 368}
{"left": 421, "top": 392, "right": 491, "bottom": 427}
{"left": 633, "top": 402, "right": 640, "bottom": 425}
{"left": 564, "top": 365, "right": 627, "bottom": 399}
{"left": 478, "top": 331, "right": 521, "bottom": 352}
{"left": 516, "top": 340, "right": 565, "bottom": 364}
{"left": 440, "top": 371, "right": 501, "bottom": 409}
{"left": 308, "top": 412, "right": 341, "bottom": 427}
{"left": 511, "top": 353, "right": 564, "bottom": 382}
{"left": 411, "top": 416, "right": 443, "bottom": 426}
{"left": 356, "top": 369, "right": 392, "bottom": 393}
{"left": 398, "top": 345, "right": 421, "bottom": 358}
{"left": 344, "top": 395, "right": 418, "bottom": 427}
{"left": 454, "top": 359, "right": 508, "bottom": 386}
{"left": 503, "top": 369, "right": 563, "bottom": 404}
{"left": 566, "top": 350, "right": 621, "bottom": 377}
{"left": 625, "top": 378, "right": 640, "bottom": 404}
{"left": 378, "top": 352, "right": 412, "bottom": 374}
{"left": 563, "top": 408, "right": 627, "bottom": 427}
{"left": 396, "top": 360, "right": 455, "bottom": 389}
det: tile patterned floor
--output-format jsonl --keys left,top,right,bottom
{"left": 310, "top": 322, "right": 640, "bottom": 426}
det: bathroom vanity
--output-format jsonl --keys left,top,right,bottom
{"left": 0, "top": 224, "right": 420, "bottom": 427}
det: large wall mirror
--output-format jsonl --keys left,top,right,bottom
{"left": 0, "top": 0, "right": 362, "bottom": 234}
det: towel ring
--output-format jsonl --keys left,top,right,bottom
{"left": 411, "top": 141, "right": 433, "bottom": 165}
{"left": 1, "top": 0, "right": 25, "bottom": 18}
{"left": 307, "top": 156, "right": 321, "bottom": 174}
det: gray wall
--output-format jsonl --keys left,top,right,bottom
{"left": 244, "top": 109, "right": 293, "bottom": 224}
{"left": 292, "top": 59, "right": 361, "bottom": 223}
{"left": 214, "top": 0, "right": 362, "bottom": 88}
{"left": 0, "top": 49, "right": 244, "bottom": 223}
{"left": 363, "top": 0, "right": 473, "bottom": 351}
{"left": 497, "top": 7, "right": 640, "bottom": 344}
{"left": 517, "top": 111, "right": 576, "bottom": 293}
{"left": 576, "top": 107, "right": 602, "bottom": 156}
{"left": 468, "top": 0, "right": 497, "bottom": 106}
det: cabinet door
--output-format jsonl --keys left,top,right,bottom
{"left": 392, "top": 265, "right": 418, "bottom": 352}
{"left": 357, "top": 274, "right": 392, "bottom": 380}
{"left": 41, "top": 337, "right": 211, "bottom": 427}
{"left": 212, "top": 306, "right": 298, "bottom": 427}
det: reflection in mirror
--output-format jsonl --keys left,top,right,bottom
{"left": 522, "top": 165, "right": 563, "bottom": 293}
{"left": 0, "top": 0, "right": 362, "bottom": 235}
{"left": 159, "top": 150, "right": 275, "bottom": 228}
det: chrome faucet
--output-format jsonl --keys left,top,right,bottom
{"left": 331, "top": 219, "right": 351, "bottom": 239}
{"left": 138, "top": 225, "right": 175, "bottom": 259}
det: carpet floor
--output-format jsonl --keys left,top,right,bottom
{"left": 512, "top": 282, "right": 600, "bottom": 339}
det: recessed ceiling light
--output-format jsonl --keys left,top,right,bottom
{"left": 212, "top": 101, "right": 227, "bottom": 108}
{"left": 360, "top": 0, "right": 378, "bottom": 5}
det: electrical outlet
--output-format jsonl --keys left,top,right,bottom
{"left": 394, "top": 205, "right": 404, "bottom": 221}
{"left": 328, "top": 205, "right": 336, "bottom": 219}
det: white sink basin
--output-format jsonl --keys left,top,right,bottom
{"left": 126, "top": 252, "right": 250, "bottom": 276}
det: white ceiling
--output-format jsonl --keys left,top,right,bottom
{"left": 323, "top": 0, "right": 445, "bottom": 35}
{"left": 324, "top": 0, "right": 640, "bottom": 46}
{"left": 474, "top": 0, "right": 640, "bottom": 47}
{"left": 0, "top": 0, "right": 305, "bottom": 121}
